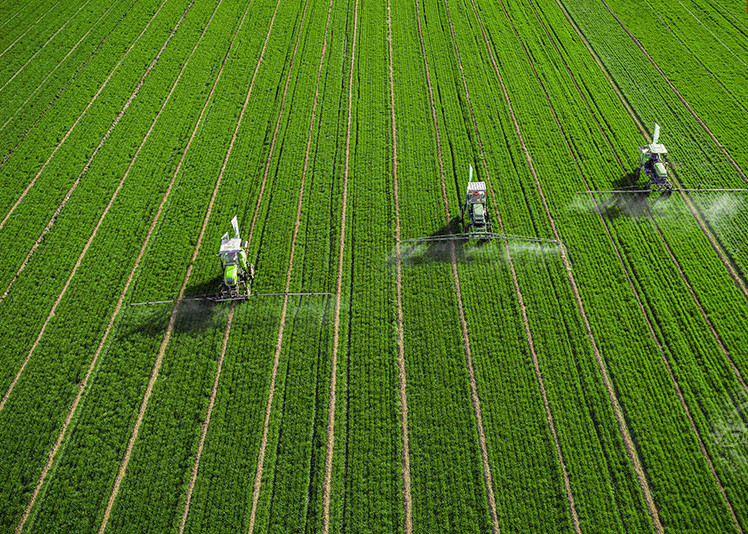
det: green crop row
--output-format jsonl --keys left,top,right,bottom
{"left": 0, "top": 0, "right": 167, "bottom": 209}
{"left": 0, "top": 0, "right": 255, "bottom": 531}
{"left": 0, "top": 0, "right": 112, "bottom": 90}
{"left": 0, "top": 0, "right": 60, "bottom": 52}
{"left": 0, "top": 0, "right": 133, "bottom": 156}
{"left": 507, "top": 0, "right": 748, "bottom": 525}
{"left": 472, "top": 0, "right": 745, "bottom": 530}
{"left": 0, "top": 0, "right": 199, "bottom": 396}
{"left": 558, "top": 0, "right": 748, "bottom": 278}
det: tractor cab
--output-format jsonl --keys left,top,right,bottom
{"left": 218, "top": 217, "right": 253, "bottom": 298}
{"left": 464, "top": 179, "right": 491, "bottom": 234}
{"left": 638, "top": 124, "right": 671, "bottom": 192}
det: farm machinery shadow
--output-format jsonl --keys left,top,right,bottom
{"left": 123, "top": 276, "right": 229, "bottom": 337}
{"left": 398, "top": 217, "right": 494, "bottom": 266}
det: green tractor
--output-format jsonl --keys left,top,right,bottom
{"left": 638, "top": 123, "right": 672, "bottom": 193}
{"left": 464, "top": 165, "right": 492, "bottom": 235}
{"left": 217, "top": 216, "right": 254, "bottom": 300}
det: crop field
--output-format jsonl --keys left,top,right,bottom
{"left": 1, "top": 0, "right": 747, "bottom": 532}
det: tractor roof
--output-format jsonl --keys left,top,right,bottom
{"left": 220, "top": 237, "right": 242, "bottom": 254}
{"left": 467, "top": 181, "right": 487, "bottom": 193}
{"left": 649, "top": 143, "right": 667, "bottom": 154}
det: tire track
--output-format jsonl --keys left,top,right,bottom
{"left": 0, "top": 0, "right": 138, "bottom": 166}
{"left": 13, "top": 1, "right": 231, "bottom": 529}
{"left": 0, "top": 0, "right": 195, "bottom": 413}
{"left": 440, "top": 0, "right": 582, "bottom": 530}
{"left": 0, "top": 0, "right": 193, "bottom": 307}
{"left": 94, "top": 0, "right": 291, "bottom": 527}
{"left": 0, "top": 0, "right": 169, "bottom": 229}
{"left": 412, "top": 0, "right": 501, "bottom": 531}
{"left": 182, "top": 0, "right": 330, "bottom": 529}
{"left": 0, "top": 0, "right": 61, "bottom": 59}
{"left": 0, "top": 0, "right": 123, "bottom": 134}
{"left": 177, "top": 301, "right": 235, "bottom": 534}
{"left": 520, "top": 0, "right": 744, "bottom": 528}
{"left": 468, "top": 0, "right": 664, "bottom": 531}
{"left": 319, "top": 0, "right": 358, "bottom": 531}
{"left": 553, "top": 0, "right": 748, "bottom": 302}
{"left": 596, "top": 0, "right": 748, "bottom": 185}
{"left": 385, "top": 0, "right": 413, "bottom": 531}
{"left": 0, "top": 0, "right": 94, "bottom": 94}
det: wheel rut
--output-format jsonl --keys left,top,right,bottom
{"left": 14, "top": 1, "right": 233, "bottom": 530}
{"left": 0, "top": 0, "right": 170, "bottom": 227}
{"left": 469, "top": 0, "right": 664, "bottom": 531}
{"left": 0, "top": 0, "right": 196, "bottom": 413}
{"left": 95, "top": 0, "right": 288, "bottom": 528}
{"left": 244, "top": 0, "right": 331, "bottom": 530}
{"left": 0, "top": 0, "right": 138, "bottom": 165}
{"left": 520, "top": 0, "right": 744, "bottom": 529}
{"left": 441, "top": 0, "right": 581, "bottom": 530}
{"left": 320, "top": 0, "right": 358, "bottom": 531}
{"left": 385, "top": 0, "right": 413, "bottom": 531}
{"left": 413, "top": 0, "right": 501, "bottom": 531}
{"left": 0, "top": 0, "right": 194, "bottom": 307}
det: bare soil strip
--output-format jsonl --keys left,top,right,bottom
{"left": 596, "top": 0, "right": 748, "bottom": 184}
{"left": 244, "top": 1, "right": 331, "bottom": 533}
{"left": 0, "top": 0, "right": 138, "bottom": 166}
{"left": 0, "top": 0, "right": 61, "bottom": 59}
{"left": 0, "top": 0, "right": 94, "bottom": 94}
{"left": 320, "top": 1, "right": 358, "bottom": 532}
{"left": 0, "top": 0, "right": 169, "bottom": 229}
{"left": 385, "top": 1, "right": 413, "bottom": 531}
{"left": 177, "top": 301, "right": 236, "bottom": 534}
{"left": 0, "top": 0, "right": 122, "bottom": 134}
{"left": 94, "top": 0, "right": 286, "bottom": 527}
{"left": 441, "top": 0, "right": 582, "bottom": 530}
{"left": 469, "top": 0, "right": 664, "bottom": 531}
{"left": 0, "top": 0, "right": 195, "bottom": 413}
{"left": 413, "top": 0, "right": 501, "bottom": 531}
{"left": 552, "top": 0, "right": 748, "bottom": 304}
{"left": 523, "top": 1, "right": 744, "bottom": 529}
{"left": 0, "top": 0, "right": 194, "bottom": 307}
{"left": 12, "top": 3, "right": 230, "bottom": 531}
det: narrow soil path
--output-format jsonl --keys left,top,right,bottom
{"left": 470, "top": 0, "right": 664, "bottom": 531}
{"left": 320, "top": 1, "right": 358, "bottom": 531}
{"left": 0, "top": 0, "right": 194, "bottom": 306}
{"left": 385, "top": 0, "right": 413, "bottom": 531}
{"left": 0, "top": 0, "right": 196, "bottom": 412}
{"left": 596, "top": 0, "right": 748, "bottom": 184}
{"left": 177, "top": 301, "right": 236, "bottom": 534}
{"left": 413, "top": 0, "right": 501, "bottom": 531}
{"left": 0, "top": 0, "right": 94, "bottom": 93}
{"left": 238, "top": 0, "right": 331, "bottom": 530}
{"left": 0, "top": 0, "right": 62, "bottom": 59}
{"left": 524, "top": 1, "right": 744, "bottom": 529}
{"left": 95, "top": 0, "right": 286, "bottom": 528}
{"left": 0, "top": 0, "right": 169, "bottom": 227}
{"left": 13, "top": 3, "right": 233, "bottom": 529}
{"left": 441, "top": 0, "right": 581, "bottom": 530}
{"left": 552, "top": 0, "right": 748, "bottom": 303}
{"left": 0, "top": 0, "right": 123, "bottom": 135}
